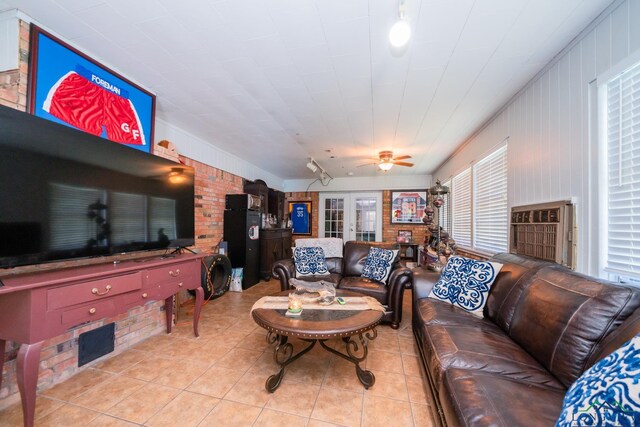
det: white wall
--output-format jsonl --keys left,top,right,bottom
{"left": 155, "top": 118, "right": 285, "bottom": 190}
{"left": 434, "top": 0, "right": 639, "bottom": 276}
{"left": 283, "top": 174, "right": 432, "bottom": 193}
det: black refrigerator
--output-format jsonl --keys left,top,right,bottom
{"left": 223, "top": 197, "right": 261, "bottom": 289}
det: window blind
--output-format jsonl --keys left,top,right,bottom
{"left": 50, "top": 184, "right": 104, "bottom": 250}
{"left": 149, "top": 197, "right": 177, "bottom": 241}
{"left": 606, "top": 63, "right": 640, "bottom": 277}
{"left": 452, "top": 168, "right": 472, "bottom": 248}
{"left": 110, "top": 192, "right": 147, "bottom": 244}
{"left": 473, "top": 145, "right": 508, "bottom": 253}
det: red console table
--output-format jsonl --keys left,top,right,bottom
{"left": 0, "top": 253, "right": 204, "bottom": 427}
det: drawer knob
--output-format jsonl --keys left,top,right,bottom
{"left": 89, "top": 308, "right": 97, "bottom": 314}
{"left": 91, "top": 285, "right": 112, "bottom": 296}
{"left": 142, "top": 293, "right": 148, "bottom": 298}
{"left": 169, "top": 269, "right": 181, "bottom": 277}
{"left": 178, "top": 282, "right": 183, "bottom": 287}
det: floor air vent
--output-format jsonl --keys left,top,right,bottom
{"left": 78, "top": 323, "right": 115, "bottom": 367}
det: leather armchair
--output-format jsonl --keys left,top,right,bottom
{"left": 272, "top": 240, "right": 413, "bottom": 329}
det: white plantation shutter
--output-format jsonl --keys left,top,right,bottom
{"left": 452, "top": 168, "right": 472, "bottom": 248}
{"left": 473, "top": 145, "right": 508, "bottom": 253}
{"left": 606, "top": 63, "right": 640, "bottom": 277}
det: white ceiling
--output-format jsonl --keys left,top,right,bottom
{"left": 1, "top": 0, "right": 612, "bottom": 180}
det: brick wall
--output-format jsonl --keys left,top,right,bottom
{"left": 284, "top": 190, "right": 429, "bottom": 246}
{"left": 285, "top": 192, "right": 319, "bottom": 242}
{"left": 182, "top": 156, "right": 244, "bottom": 253}
{"left": 381, "top": 190, "right": 428, "bottom": 245}
{"left": 0, "top": 20, "right": 28, "bottom": 110}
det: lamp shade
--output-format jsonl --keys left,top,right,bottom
{"left": 379, "top": 162, "right": 394, "bottom": 171}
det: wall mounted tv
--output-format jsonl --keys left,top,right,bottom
{"left": 0, "top": 105, "right": 195, "bottom": 268}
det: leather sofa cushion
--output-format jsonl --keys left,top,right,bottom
{"left": 293, "top": 272, "right": 343, "bottom": 287}
{"left": 342, "top": 241, "right": 398, "bottom": 277}
{"left": 484, "top": 253, "right": 550, "bottom": 330}
{"left": 586, "top": 306, "right": 640, "bottom": 368}
{"left": 508, "top": 265, "right": 640, "bottom": 388}
{"left": 416, "top": 299, "right": 503, "bottom": 332}
{"left": 440, "top": 369, "right": 565, "bottom": 427}
{"left": 420, "top": 322, "right": 563, "bottom": 391}
{"left": 338, "top": 276, "right": 387, "bottom": 305}
{"left": 324, "top": 257, "right": 343, "bottom": 275}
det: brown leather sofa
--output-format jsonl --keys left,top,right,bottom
{"left": 272, "top": 240, "right": 413, "bottom": 328}
{"left": 412, "top": 253, "right": 640, "bottom": 427}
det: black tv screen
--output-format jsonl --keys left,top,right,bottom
{"left": 0, "top": 105, "right": 195, "bottom": 268}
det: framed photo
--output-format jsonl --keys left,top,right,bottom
{"left": 28, "top": 25, "right": 156, "bottom": 153}
{"left": 397, "top": 230, "right": 413, "bottom": 243}
{"left": 288, "top": 201, "right": 312, "bottom": 235}
{"left": 391, "top": 190, "right": 428, "bottom": 224}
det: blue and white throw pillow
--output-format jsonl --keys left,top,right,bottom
{"left": 361, "top": 247, "right": 399, "bottom": 284}
{"left": 428, "top": 256, "right": 502, "bottom": 317}
{"left": 556, "top": 335, "right": 640, "bottom": 427}
{"left": 293, "top": 246, "right": 329, "bottom": 278}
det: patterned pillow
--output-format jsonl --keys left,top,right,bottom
{"left": 428, "top": 256, "right": 502, "bottom": 317}
{"left": 361, "top": 247, "right": 399, "bottom": 283}
{"left": 556, "top": 336, "right": 640, "bottom": 427}
{"left": 293, "top": 246, "right": 329, "bottom": 278}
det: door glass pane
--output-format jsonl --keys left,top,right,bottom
{"left": 355, "top": 197, "right": 376, "bottom": 242}
{"left": 324, "top": 197, "right": 344, "bottom": 238}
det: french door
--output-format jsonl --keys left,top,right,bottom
{"left": 319, "top": 192, "right": 382, "bottom": 242}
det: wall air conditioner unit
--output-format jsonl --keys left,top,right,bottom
{"left": 510, "top": 200, "right": 576, "bottom": 269}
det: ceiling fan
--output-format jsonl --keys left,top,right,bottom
{"left": 359, "top": 151, "right": 414, "bottom": 171}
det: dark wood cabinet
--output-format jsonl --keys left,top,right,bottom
{"left": 399, "top": 243, "right": 418, "bottom": 262}
{"left": 268, "top": 188, "right": 285, "bottom": 224}
{"left": 260, "top": 228, "right": 292, "bottom": 280}
{"left": 244, "top": 179, "right": 269, "bottom": 217}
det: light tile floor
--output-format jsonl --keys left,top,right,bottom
{"left": 0, "top": 280, "right": 435, "bottom": 426}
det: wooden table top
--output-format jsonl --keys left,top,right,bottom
{"left": 251, "top": 290, "right": 383, "bottom": 340}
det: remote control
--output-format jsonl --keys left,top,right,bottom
{"left": 336, "top": 297, "right": 346, "bottom": 305}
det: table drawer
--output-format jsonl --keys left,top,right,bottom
{"left": 157, "top": 274, "right": 197, "bottom": 299}
{"left": 48, "top": 272, "right": 142, "bottom": 310}
{"left": 145, "top": 261, "right": 198, "bottom": 285}
{"left": 61, "top": 299, "right": 117, "bottom": 326}
{"left": 123, "top": 287, "right": 158, "bottom": 305}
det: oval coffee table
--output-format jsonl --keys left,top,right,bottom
{"left": 251, "top": 290, "right": 383, "bottom": 392}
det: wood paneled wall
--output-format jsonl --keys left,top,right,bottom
{"left": 435, "top": 0, "right": 639, "bottom": 276}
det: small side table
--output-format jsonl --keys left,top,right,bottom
{"left": 399, "top": 243, "right": 418, "bottom": 263}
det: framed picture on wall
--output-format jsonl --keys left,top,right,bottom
{"left": 390, "top": 190, "right": 428, "bottom": 224}
{"left": 397, "top": 230, "right": 413, "bottom": 243}
{"left": 288, "top": 201, "right": 312, "bottom": 235}
{"left": 28, "top": 25, "right": 156, "bottom": 153}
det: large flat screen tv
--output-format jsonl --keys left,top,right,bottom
{"left": 0, "top": 105, "right": 195, "bottom": 268}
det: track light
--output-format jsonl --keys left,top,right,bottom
{"left": 306, "top": 159, "right": 318, "bottom": 173}
{"left": 389, "top": 0, "right": 411, "bottom": 48}
{"left": 306, "top": 157, "right": 333, "bottom": 186}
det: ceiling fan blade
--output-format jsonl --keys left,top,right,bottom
{"left": 393, "top": 155, "right": 412, "bottom": 160}
{"left": 357, "top": 162, "right": 378, "bottom": 167}
{"left": 393, "top": 161, "right": 414, "bottom": 167}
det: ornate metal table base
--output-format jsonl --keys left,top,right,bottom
{"left": 264, "top": 328, "right": 378, "bottom": 392}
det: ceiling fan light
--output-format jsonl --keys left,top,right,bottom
{"left": 389, "top": 20, "right": 411, "bottom": 47}
{"left": 379, "top": 162, "right": 394, "bottom": 171}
